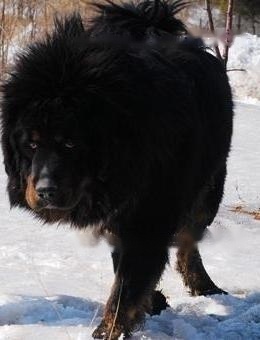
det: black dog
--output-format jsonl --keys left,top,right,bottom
{"left": 1, "top": 1, "right": 233, "bottom": 338}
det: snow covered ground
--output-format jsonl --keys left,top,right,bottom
{"left": 0, "top": 101, "right": 260, "bottom": 339}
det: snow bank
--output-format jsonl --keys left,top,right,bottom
{"left": 187, "top": 5, "right": 260, "bottom": 103}
{"left": 228, "top": 34, "right": 260, "bottom": 103}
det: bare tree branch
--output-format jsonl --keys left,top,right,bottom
{"left": 226, "top": 68, "right": 246, "bottom": 72}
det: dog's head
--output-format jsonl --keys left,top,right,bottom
{"left": 0, "top": 15, "right": 128, "bottom": 225}
{"left": 1, "top": 12, "right": 162, "bottom": 225}
{"left": 1, "top": 95, "right": 97, "bottom": 222}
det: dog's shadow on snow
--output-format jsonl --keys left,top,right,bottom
{"left": 0, "top": 294, "right": 103, "bottom": 327}
{"left": 1, "top": 292, "right": 260, "bottom": 338}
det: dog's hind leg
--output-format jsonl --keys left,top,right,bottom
{"left": 176, "top": 166, "right": 228, "bottom": 296}
{"left": 176, "top": 228, "right": 227, "bottom": 296}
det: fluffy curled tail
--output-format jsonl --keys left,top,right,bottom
{"left": 90, "top": 0, "right": 188, "bottom": 39}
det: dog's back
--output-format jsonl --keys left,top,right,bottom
{"left": 89, "top": 0, "right": 187, "bottom": 38}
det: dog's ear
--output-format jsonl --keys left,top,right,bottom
{"left": 1, "top": 126, "right": 25, "bottom": 206}
{"left": 1, "top": 124, "right": 19, "bottom": 176}
{"left": 1, "top": 77, "right": 24, "bottom": 180}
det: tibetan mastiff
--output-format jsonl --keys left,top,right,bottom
{"left": 1, "top": 1, "right": 233, "bottom": 338}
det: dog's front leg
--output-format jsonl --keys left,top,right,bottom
{"left": 92, "top": 239, "right": 168, "bottom": 339}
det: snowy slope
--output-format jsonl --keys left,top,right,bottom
{"left": 0, "top": 102, "right": 260, "bottom": 340}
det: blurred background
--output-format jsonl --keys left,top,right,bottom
{"left": 0, "top": 0, "right": 260, "bottom": 101}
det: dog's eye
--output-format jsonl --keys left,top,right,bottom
{"left": 29, "top": 142, "right": 38, "bottom": 149}
{"left": 64, "top": 141, "right": 75, "bottom": 148}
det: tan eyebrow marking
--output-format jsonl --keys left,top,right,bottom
{"left": 31, "top": 130, "right": 41, "bottom": 141}
{"left": 54, "top": 135, "right": 63, "bottom": 142}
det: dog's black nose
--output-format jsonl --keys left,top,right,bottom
{"left": 36, "top": 186, "right": 57, "bottom": 202}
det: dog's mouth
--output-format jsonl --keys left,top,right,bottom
{"left": 33, "top": 204, "right": 60, "bottom": 211}
{"left": 25, "top": 176, "right": 89, "bottom": 214}
{"left": 32, "top": 201, "right": 78, "bottom": 212}
{"left": 31, "top": 192, "right": 84, "bottom": 213}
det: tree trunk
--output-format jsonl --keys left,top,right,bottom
{"left": 252, "top": 21, "right": 256, "bottom": 35}
{"left": 205, "top": 0, "right": 222, "bottom": 61}
{"left": 237, "top": 14, "right": 241, "bottom": 34}
{"left": 0, "top": 0, "right": 6, "bottom": 76}
{"left": 223, "top": 0, "right": 234, "bottom": 69}
{"left": 44, "top": 0, "right": 48, "bottom": 31}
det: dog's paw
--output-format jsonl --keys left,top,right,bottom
{"left": 149, "top": 290, "right": 169, "bottom": 315}
{"left": 203, "top": 287, "right": 228, "bottom": 296}
{"left": 92, "top": 319, "right": 128, "bottom": 339}
{"left": 190, "top": 285, "right": 228, "bottom": 297}
{"left": 193, "top": 286, "right": 228, "bottom": 297}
